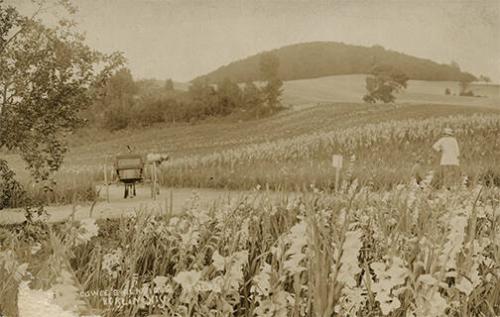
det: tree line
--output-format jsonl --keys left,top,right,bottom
{"left": 92, "top": 53, "right": 284, "bottom": 131}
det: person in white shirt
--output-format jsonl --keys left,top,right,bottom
{"left": 432, "top": 127, "right": 460, "bottom": 188}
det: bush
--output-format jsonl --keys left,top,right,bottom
{"left": 363, "top": 65, "right": 409, "bottom": 104}
{"left": 102, "top": 105, "right": 133, "bottom": 131}
{"left": 481, "top": 169, "right": 500, "bottom": 187}
{"left": 459, "top": 91, "right": 474, "bottom": 97}
{"left": 131, "top": 102, "right": 166, "bottom": 127}
{"left": 0, "top": 159, "right": 28, "bottom": 209}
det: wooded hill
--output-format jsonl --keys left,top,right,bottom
{"left": 194, "top": 42, "right": 476, "bottom": 83}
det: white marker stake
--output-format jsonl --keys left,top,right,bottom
{"left": 332, "top": 154, "right": 343, "bottom": 192}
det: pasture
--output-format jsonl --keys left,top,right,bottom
{"left": 281, "top": 74, "right": 500, "bottom": 107}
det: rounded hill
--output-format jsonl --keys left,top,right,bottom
{"left": 194, "top": 42, "right": 476, "bottom": 83}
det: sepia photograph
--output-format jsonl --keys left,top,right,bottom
{"left": 1, "top": 0, "right": 499, "bottom": 316}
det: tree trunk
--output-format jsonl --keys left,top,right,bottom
{"left": 0, "top": 278, "right": 19, "bottom": 317}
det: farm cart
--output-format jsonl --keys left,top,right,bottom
{"left": 114, "top": 154, "right": 144, "bottom": 198}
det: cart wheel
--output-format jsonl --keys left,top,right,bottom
{"left": 124, "top": 185, "right": 129, "bottom": 199}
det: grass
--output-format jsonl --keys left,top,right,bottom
{"left": 281, "top": 74, "right": 500, "bottom": 106}
{"left": 1, "top": 181, "right": 499, "bottom": 316}
{"left": 0, "top": 162, "right": 99, "bottom": 208}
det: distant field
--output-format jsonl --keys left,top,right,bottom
{"left": 281, "top": 74, "right": 500, "bottom": 107}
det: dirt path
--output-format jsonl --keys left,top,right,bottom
{"left": 0, "top": 184, "right": 259, "bottom": 225}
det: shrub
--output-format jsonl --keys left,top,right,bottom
{"left": 460, "top": 90, "right": 475, "bottom": 97}
{"left": 0, "top": 159, "right": 28, "bottom": 209}
{"left": 102, "top": 105, "right": 133, "bottom": 131}
{"left": 363, "top": 65, "right": 409, "bottom": 103}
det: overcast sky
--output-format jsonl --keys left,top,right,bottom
{"left": 9, "top": 0, "right": 500, "bottom": 82}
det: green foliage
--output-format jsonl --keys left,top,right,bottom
{"left": 98, "top": 67, "right": 139, "bottom": 130}
{"left": 103, "top": 104, "right": 133, "bottom": 131}
{"left": 164, "top": 78, "right": 174, "bottom": 91}
{"left": 259, "top": 53, "right": 283, "bottom": 109}
{"left": 0, "top": 1, "right": 124, "bottom": 181}
{"left": 194, "top": 42, "right": 477, "bottom": 83}
{"left": 363, "top": 65, "right": 409, "bottom": 103}
{"left": 0, "top": 159, "right": 49, "bottom": 221}
{"left": 217, "top": 78, "right": 243, "bottom": 115}
{"left": 478, "top": 75, "right": 491, "bottom": 83}
{"left": 259, "top": 52, "right": 280, "bottom": 80}
{"left": 459, "top": 78, "right": 474, "bottom": 96}
{"left": 92, "top": 55, "right": 284, "bottom": 131}
{"left": 242, "top": 81, "right": 264, "bottom": 117}
{"left": 0, "top": 159, "right": 27, "bottom": 209}
{"left": 0, "top": 0, "right": 20, "bottom": 51}
{"left": 99, "top": 68, "right": 138, "bottom": 107}
{"left": 98, "top": 76, "right": 272, "bottom": 131}
{"left": 262, "top": 78, "right": 283, "bottom": 108}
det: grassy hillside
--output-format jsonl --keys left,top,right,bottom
{"left": 194, "top": 42, "right": 476, "bottom": 83}
{"left": 280, "top": 75, "right": 500, "bottom": 107}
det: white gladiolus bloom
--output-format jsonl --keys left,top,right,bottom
{"left": 439, "top": 210, "right": 468, "bottom": 271}
{"left": 283, "top": 221, "right": 308, "bottom": 275}
{"left": 30, "top": 243, "right": 42, "bottom": 255}
{"left": 251, "top": 263, "right": 272, "bottom": 297}
{"left": 102, "top": 248, "right": 123, "bottom": 278}
{"left": 371, "top": 257, "right": 407, "bottom": 316}
{"left": 152, "top": 276, "right": 172, "bottom": 294}
{"left": 76, "top": 218, "right": 99, "bottom": 245}
{"left": 173, "top": 270, "right": 202, "bottom": 295}
{"left": 337, "top": 230, "right": 363, "bottom": 288}
{"left": 212, "top": 250, "right": 226, "bottom": 272}
{"left": 226, "top": 250, "right": 248, "bottom": 291}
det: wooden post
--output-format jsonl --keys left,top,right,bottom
{"left": 335, "top": 167, "right": 340, "bottom": 193}
{"left": 152, "top": 162, "right": 157, "bottom": 200}
{"left": 150, "top": 163, "right": 154, "bottom": 198}
{"left": 104, "top": 156, "right": 110, "bottom": 203}
{"left": 164, "top": 195, "right": 168, "bottom": 217}
{"left": 169, "top": 188, "right": 173, "bottom": 215}
{"left": 332, "top": 154, "right": 343, "bottom": 192}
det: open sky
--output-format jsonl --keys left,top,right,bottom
{"left": 9, "top": 0, "right": 500, "bottom": 83}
